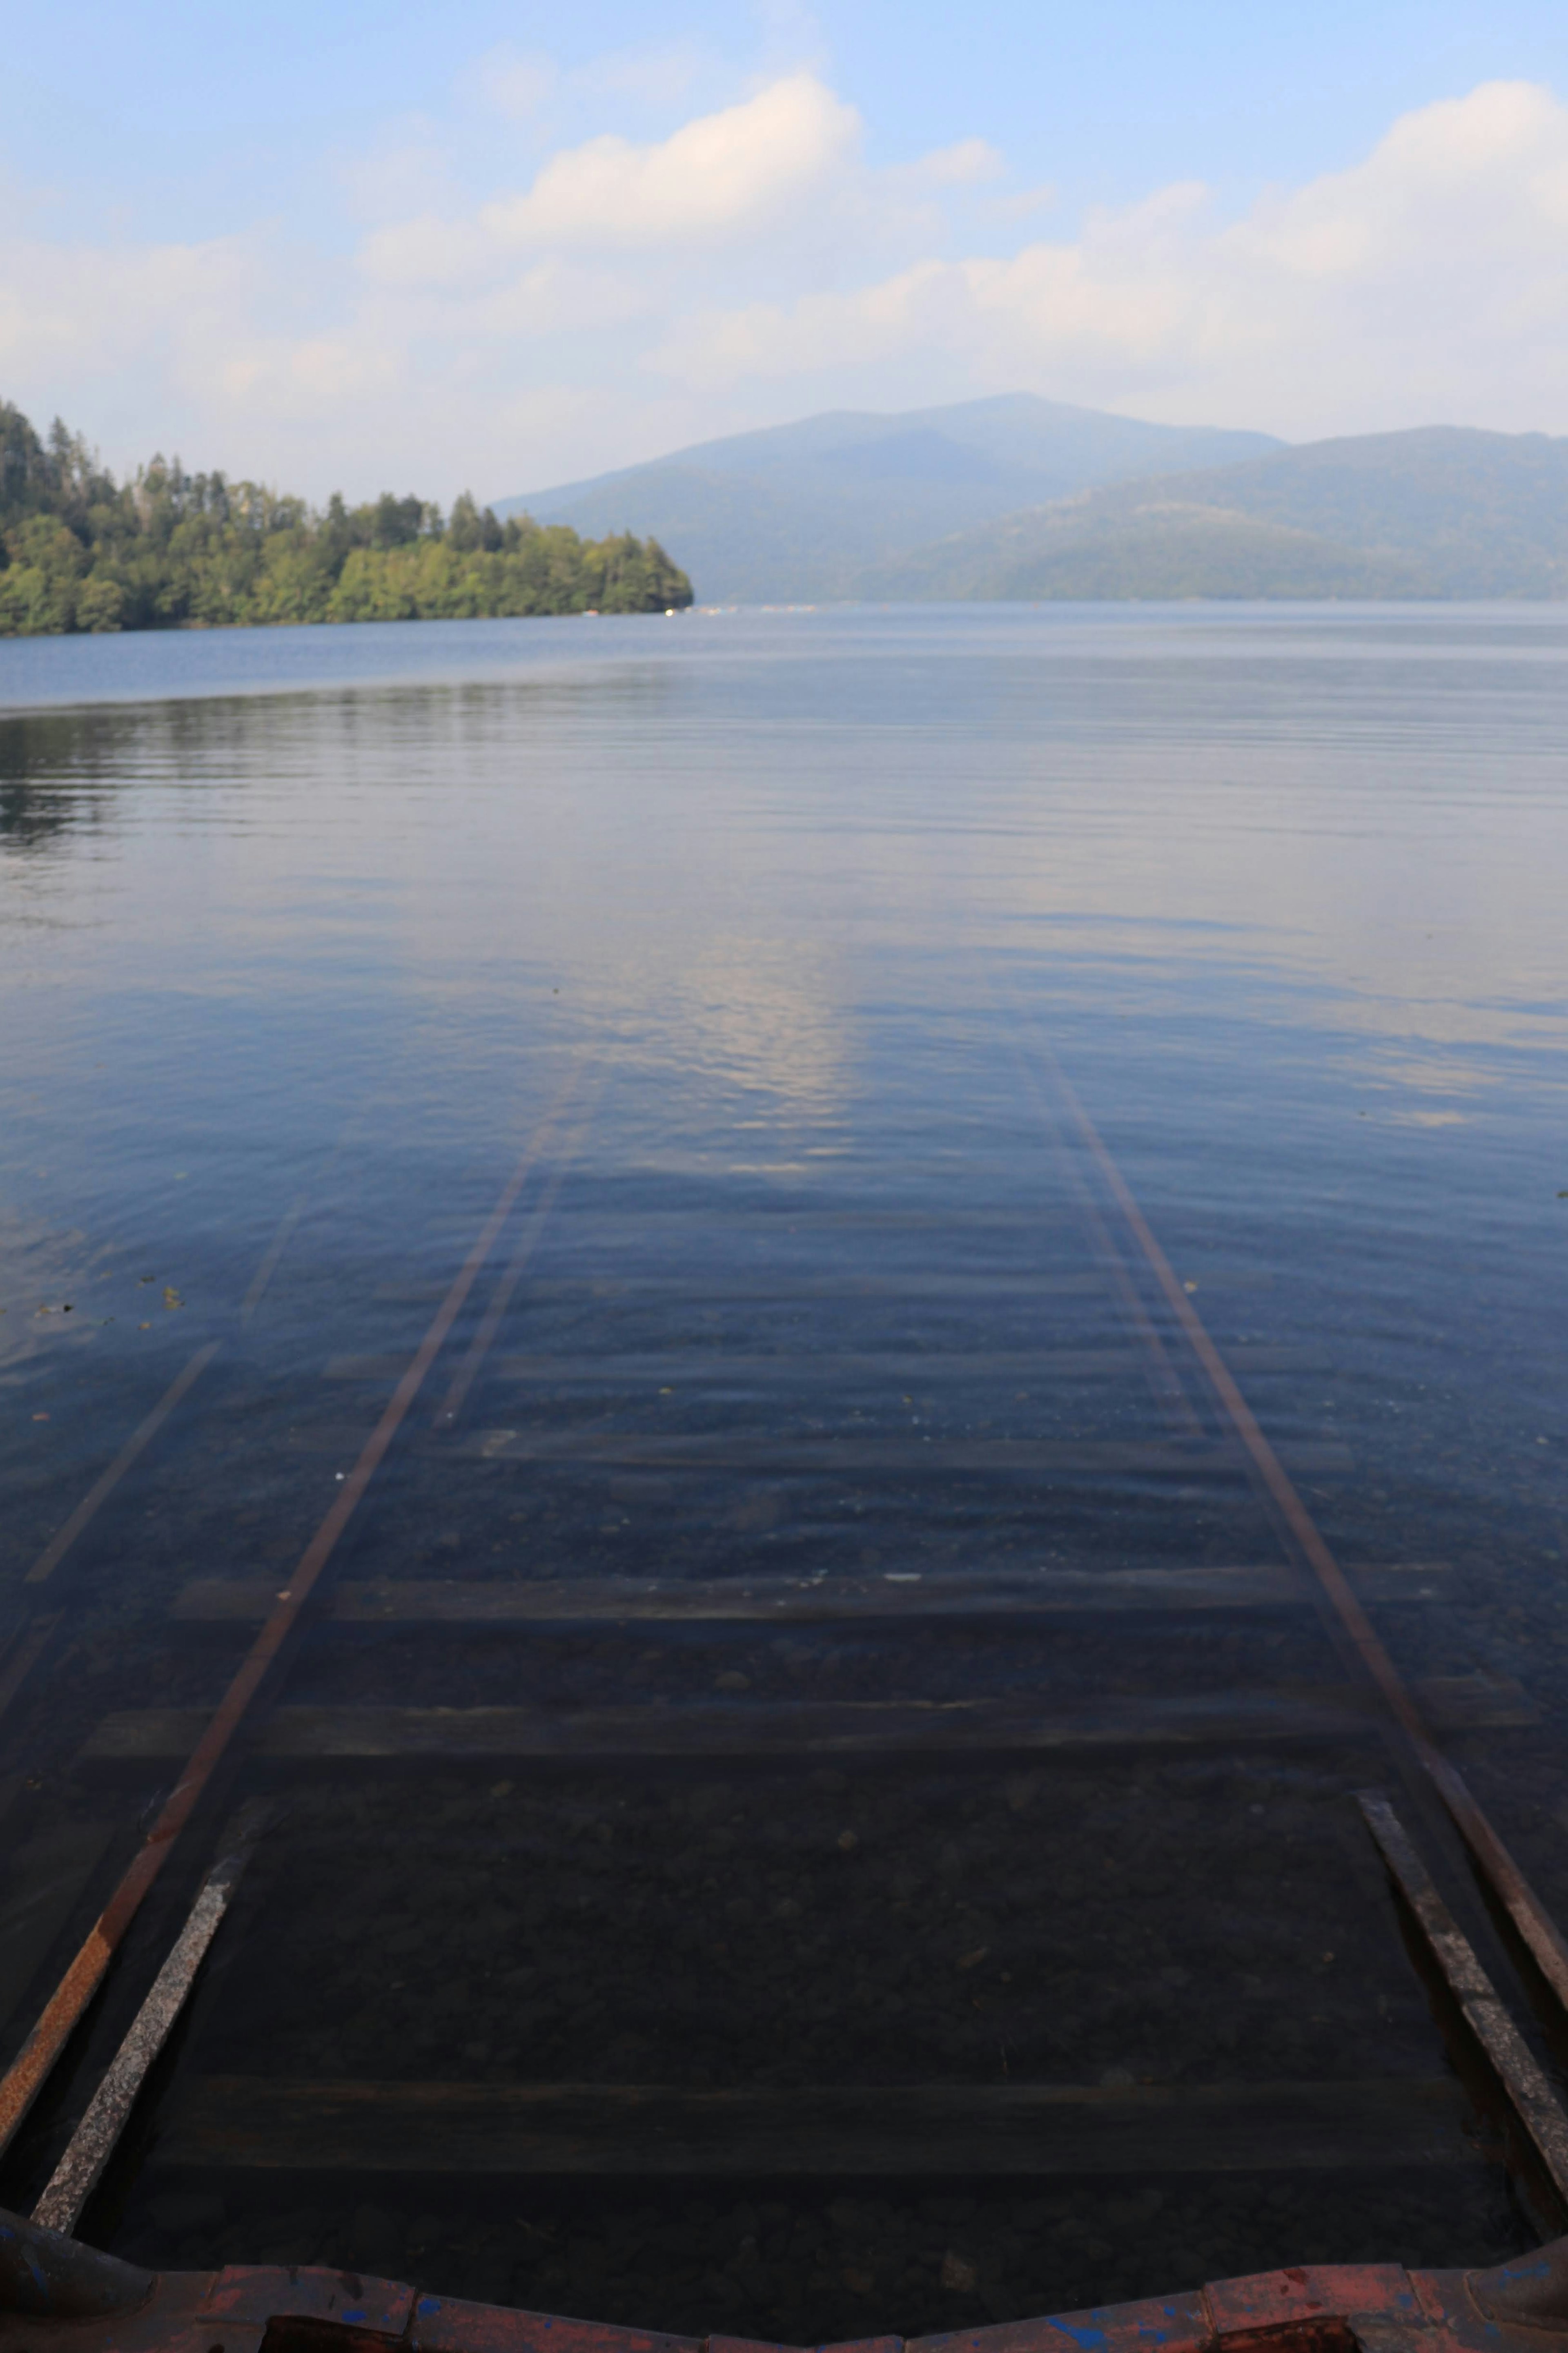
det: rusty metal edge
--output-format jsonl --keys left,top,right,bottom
{"left": 0, "top": 1059, "right": 590, "bottom": 2162}
{"left": 30, "top": 1802, "right": 276, "bottom": 2236}
{"left": 2, "top": 2208, "right": 1568, "bottom": 2353}
{"left": 1357, "top": 1791, "right": 1568, "bottom": 2209}
{"left": 1042, "top": 1055, "right": 1568, "bottom": 2028}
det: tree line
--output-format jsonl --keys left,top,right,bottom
{"left": 0, "top": 402, "right": 693, "bottom": 636}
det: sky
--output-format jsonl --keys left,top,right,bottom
{"left": 5, "top": 0, "right": 1568, "bottom": 504}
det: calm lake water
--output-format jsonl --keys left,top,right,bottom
{"left": 0, "top": 604, "right": 1565, "bottom": 2326}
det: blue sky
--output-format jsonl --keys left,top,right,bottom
{"left": 5, "top": 0, "right": 1568, "bottom": 502}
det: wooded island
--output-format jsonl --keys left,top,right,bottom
{"left": 0, "top": 402, "right": 693, "bottom": 635}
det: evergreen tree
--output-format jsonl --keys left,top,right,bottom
{"left": 0, "top": 399, "right": 694, "bottom": 636}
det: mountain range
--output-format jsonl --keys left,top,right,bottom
{"left": 494, "top": 396, "right": 1280, "bottom": 603}
{"left": 496, "top": 401, "right": 1568, "bottom": 603}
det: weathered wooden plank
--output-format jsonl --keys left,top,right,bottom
{"left": 437, "top": 1209, "right": 1072, "bottom": 1232}
{"left": 156, "top": 2074, "right": 1477, "bottom": 2177}
{"left": 457, "top": 1433, "right": 1355, "bottom": 1474}
{"left": 171, "top": 1561, "right": 1456, "bottom": 1631}
{"left": 76, "top": 1673, "right": 1531, "bottom": 1777}
{"left": 286, "top": 1423, "right": 1356, "bottom": 1475}
{"left": 497, "top": 1348, "right": 1319, "bottom": 1382}
{"left": 323, "top": 1346, "right": 1321, "bottom": 1384}
{"left": 374, "top": 1273, "right": 1274, "bottom": 1304}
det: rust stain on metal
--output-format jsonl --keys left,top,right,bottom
{"left": 6, "top": 2206, "right": 1568, "bottom": 2353}
{"left": 31, "top": 1801, "right": 274, "bottom": 2235}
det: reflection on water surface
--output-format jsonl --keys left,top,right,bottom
{"left": 0, "top": 605, "right": 1565, "bottom": 2333}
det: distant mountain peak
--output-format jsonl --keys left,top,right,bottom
{"left": 492, "top": 394, "right": 1283, "bottom": 602}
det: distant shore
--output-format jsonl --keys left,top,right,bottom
{"left": 0, "top": 397, "right": 693, "bottom": 637}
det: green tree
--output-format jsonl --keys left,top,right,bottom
{"left": 0, "top": 396, "right": 695, "bottom": 634}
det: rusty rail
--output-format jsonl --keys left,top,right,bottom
{"left": 4, "top": 1038, "right": 1564, "bottom": 2280}
{"left": 1042, "top": 1053, "right": 1568, "bottom": 2021}
{"left": 1359, "top": 1790, "right": 1568, "bottom": 2205}
{"left": 0, "top": 1067, "right": 589, "bottom": 2159}
{"left": 24, "top": 1346, "right": 221, "bottom": 1589}
{"left": 29, "top": 1802, "right": 273, "bottom": 2235}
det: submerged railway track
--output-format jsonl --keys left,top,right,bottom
{"left": 1, "top": 1045, "right": 1566, "bottom": 2341}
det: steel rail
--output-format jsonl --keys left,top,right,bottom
{"left": 29, "top": 1801, "right": 273, "bottom": 2235}
{"left": 23, "top": 1030, "right": 1550, "bottom": 2241}
{"left": 24, "top": 1346, "right": 221, "bottom": 1587}
{"left": 0, "top": 1619, "right": 60, "bottom": 1737}
{"left": 1018, "top": 1068, "right": 1207, "bottom": 1441}
{"left": 430, "top": 1096, "right": 601, "bottom": 1431}
{"left": 0, "top": 1059, "right": 591, "bottom": 2161}
{"left": 1358, "top": 1789, "right": 1568, "bottom": 2209}
{"left": 237, "top": 1199, "right": 312, "bottom": 1327}
{"left": 1044, "top": 1053, "right": 1568, "bottom": 2021}
{"left": 25, "top": 1082, "right": 391, "bottom": 1590}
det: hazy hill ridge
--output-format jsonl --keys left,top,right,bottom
{"left": 496, "top": 395, "right": 1281, "bottom": 603}
{"left": 852, "top": 426, "right": 1568, "bottom": 602}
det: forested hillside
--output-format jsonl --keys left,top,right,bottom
{"left": 0, "top": 403, "right": 692, "bottom": 635}
{"left": 498, "top": 393, "right": 1280, "bottom": 602}
{"left": 853, "top": 426, "right": 1568, "bottom": 601}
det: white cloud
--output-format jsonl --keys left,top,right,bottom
{"left": 0, "top": 232, "right": 267, "bottom": 381}
{"left": 989, "top": 183, "right": 1058, "bottom": 222}
{"left": 462, "top": 38, "right": 708, "bottom": 123}
{"left": 576, "top": 45, "right": 709, "bottom": 109}
{"left": 356, "top": 72, "right": 868, "bottom": 299}
{"left": 649, "top": 259, "right": 959, "bottom": 384}
{"left": 480, "top": 74, "right": 860, "bottom": 250}
{"left": 462, "top": 45, "right": 558, "bottom": 123}
{"left": 359, "top": 215, "right": 497, "bottom": 290}
{"left": 4, "top": 71, "right": 1568, "bottom": 503}
{"left": 471, "top": 260, "right": 657, "bottom": 337}
{"left": 355, "top": 73, "right": 865, "bottom": 294}
{"left": 908, "top": 138, "right": 1006, "bottom": 188}
{"left": 338, "top": 133, "right": 460, "bottom": 226}
{"left": 649, "top": 80, "right": 1568, "bottom": 438}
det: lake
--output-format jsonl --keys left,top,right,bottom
{"left": 1, "top": 603, "right": 1565, "bottom": 2329}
